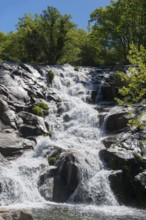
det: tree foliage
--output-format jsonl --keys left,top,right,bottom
{"left": 89, "top": 0, "right": 146, "bottom": 65}
{"left": 1, "top": 1, "right": 146, "bottom": 66}
{"left": 116, "top": 44, "right": 146, "bottom": 129}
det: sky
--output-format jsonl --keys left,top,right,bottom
{"left": 0, "top": 0, "right": 110, "bottom": 33}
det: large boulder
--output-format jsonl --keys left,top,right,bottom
{"left": 104, "top": 109, "right": 129, "bottom": 134}
{"left": 38, "top": 150, "right": 80, "bottom": 203}
{"left": 109, "top": 170, "right": 146, "bottom": 208}
{"left": 53, "top": 151, "right": 80, "bottom": 202}
{"left": 101, "top": 131, "right": 144, "bottom": 174}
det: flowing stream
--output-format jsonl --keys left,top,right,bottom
{"left": 0, "top": 64, "right": 146, "bottom": 219}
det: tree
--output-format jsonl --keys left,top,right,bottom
{"left": 116, "top": 44, "right": 146, "bottom": 129}
{"left": 0, "top": 32, "right": 7, "bottom": 60}
{"left": 40, "top": 6, "right": 75, "bottom": 64}
{"left": 89, "top": 0, "right": 146, "bottom": 65}
{"left": 15, "top": 7, "right": 75, "bottom": 64}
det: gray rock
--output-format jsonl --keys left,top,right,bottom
{"left": 109, "top": 170, "right": 146, "bottom": 208}
{"left": 18, "top": 111, "right": 48, "bottom": 137}
{"left": 0, "top": 131, "right": 35, "bottom": 158}
{"left": 104, "top": 110, "right": 129, "bottom": 134}
{"left": 0, "top": 210, "right": 34, "bottom": 220}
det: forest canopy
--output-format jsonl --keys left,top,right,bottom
{"left": 0, "top": 0, "right": 146, "bottom": 66}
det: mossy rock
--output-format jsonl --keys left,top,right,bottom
{"left": 32, "top": 106, "right": 43, "bottom": 117}
{"left": 49, "top": 157, "right": 57, "bottom": 165}
{"left": 37, "top": 101, "right": 49, "bottom": 110}
{"left": 48, "top": 70, "right": 55, "bottom": 83}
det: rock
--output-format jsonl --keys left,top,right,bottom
{"left": 38, "top": 150, "right": 80, "bottom": 203}
{"left": 0, "top": 131, "right": 35, "bottom": 158}
{"left": 109, "top": 170, "right": 146, "bottom": 208}
{"left": 100, "top": 83, "right": 117, "bottom": 102}
{"left": 104, "top": 109, "right": 129, "bottom": 134}
{"left": 100, "top": 147, "right": 145, "bottom": 174}
{"left": 63, "top": 114, "right": 70, "bottom": 122}
{"left": 0, "top": 100, "right": 9, "bottom": 113}
{"left": 1, "top": 63, "right": 13, "bottom": 71}
{"left": 0, "top": 210, "right": 34, "bottom": 220}
{"left": 18, "top": 111, "right": 48, "bottom": 137}
{"left": 0, "top": 110, "right": 16, "bottom": 128}
{"left": 53, "top": 152, "right": 80, "bottom": 202}
{"left": 102, "top": 132, "right": 141, "bottom": 153}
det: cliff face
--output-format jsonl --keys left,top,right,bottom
{"left": 0, "top": 62, "right": 146, "bottom": 219}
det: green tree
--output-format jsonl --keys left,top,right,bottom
{"left": 15, "top": 7, "right": 75, "bottom": 64}
{"left": 0, "top": 32, "right": 7, "bottom": 60}
{"left": 116, "top": 44, "right": 146, "bottom": 129}
{"left": 40, "top": 6, "right": 75, "bottom": 64}
{"left": 89, "top": 0, "right": 146, "bottom": 65}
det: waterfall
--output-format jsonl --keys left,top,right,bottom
{"left": 0, "top": 64, "right": 119, "bottom": 207}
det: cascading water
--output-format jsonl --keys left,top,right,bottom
{"left": 0, "top": 64, "right": 146, "bottom": 219}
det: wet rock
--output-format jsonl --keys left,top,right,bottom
{"left": 63, "top": 114, "right": 70, "bottom": 122}
{"left": 102, "top": 132, "right": 141, "bottom": 153}
{"left": 38, "top": 150, "right": 80, "bottom": 203}
{"left": 104, "top": 109, "right": 129, "bottom": 134}
{"left": 46, "top": 91, "right": 62, "bottom": 102}
{"left": 109, "top": 170, "right": 146, "bottom": 208}
{"left": 18, "top": 111, "right": 48, "bottom": 137}
{"left": 0, "top": 131, "right": 35, "bottom": 158}
{"left": 100, "top": 83, "right": 117, "bottom": 102}
{"left": 53, "top": 152, "right": 80, "bottom": 202}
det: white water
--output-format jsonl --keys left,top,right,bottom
{"left": 0, "top": 64, "right": 146, "bottom": 219}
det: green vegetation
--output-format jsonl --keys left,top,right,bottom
{"left": 116, "top": 44, "right": 146, "bottom": 130}
{"left": 32, "top": 106, "right": 44, "bottom": 117}
{"left": 0, "top": 1, "right": 146, "bottom": 66}
{"left": 89, "top": 0, "right": 146, "bottom": 65}
{"left": 0, "top": 1, "right": 142, "bottom": 65}
{"left": 48, "top": 70, "right": 55, "bottom": 83}
{"left": 32, "top": 101, "right": 49, "bottom": 117}
{"left": 48, "top": 156, "right": 57, "bottom": 165}
{"left": 37, "top": 101, "right": 48, "bottom": 110}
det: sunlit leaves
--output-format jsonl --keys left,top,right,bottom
{"left": 116, "top": 44, "right": 146, "bottom": 129}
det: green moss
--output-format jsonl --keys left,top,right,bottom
{"left": 32, "top": 106, "right": 43, "bottom": 117}
{"left": 48, "top": 157, "right": 57, "bottom": 165}
{"left": 48, "top": 70, "right": 55, "bottom": 83}
{"left": 37, "top": 102, "right": 48, "bottom": 110}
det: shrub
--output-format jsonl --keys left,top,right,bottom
{"left": 32, "top": 106, "right": 43, "bottom": 117}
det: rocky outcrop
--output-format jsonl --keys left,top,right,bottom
{"left": 101, "top": 125, "right": 146, "bottom": 207}
{"left": 0, "top": 62, "right": 51, "bottom": 159}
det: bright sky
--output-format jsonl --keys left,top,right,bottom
{"left": 0, "top": 0, "right": 110, "bottom": 33}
